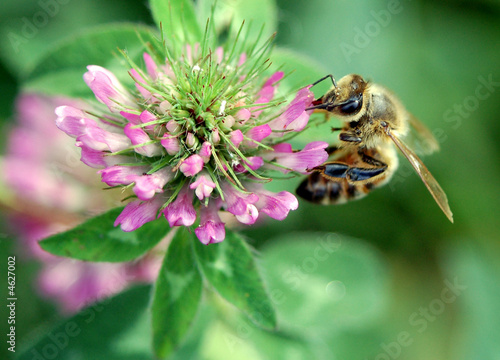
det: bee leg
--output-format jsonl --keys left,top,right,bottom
{"left": 347, "top": 165, "right": 387, "bottom": 181}
{"left": 359, "top": 151, "right": 387, "bottom": 167}
{"left": 326, "top": 145, "right": 340, "bottom": 155}
{"left": 339, "top": 132, "right": 362, "bottom": 143}
{"left": 342, "top": 150, "right": 388, "bottom": 181}
{"left": 317, "top": 162, "right": 350, "bottom": 178}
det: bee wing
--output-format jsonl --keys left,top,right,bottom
{"left": 403, "top": 113, "right": 440, "bottom": 155}
{"left": 387, "top": 129, "right": 453, "bottom": 223}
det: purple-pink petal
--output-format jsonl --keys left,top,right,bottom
{"left": 76, "top": 123, "right": 131, "bottom": 153}
{"left": 143, "top": 52, "right": 158, "bottom": 80}
{"left": 98, "top": 165, "right": 148, "bottom": 186}
{"left": 262, "top": 71, "right": 284, "bottom": 88}
{"left": 234, "top": 156, "right": 264, "bottom": 173}
{"left": 235, "top": 204, "right": 259, "bottom": 225}
{"left": 166, "top": 120, "right": 180, "bottom": 134}
{"left": 215, "top": 46, "right": 224, "bottom": 64}
{"left": 115, "top": 197, "right": 163, "bottom": 232}
{"left": 139, "top": 110, "right": 157, "bottom": 131}
{"left": 195, "top": 202, "right": 225, "bottom": 244}
{"left": 199, "top": 142, "right": 211, "bottom": 162}
{"left": 123, "top": 123, "right": 162, "bottom": 157}
{"left": 77, "top": 143, "right": 131, "bottom": 169}
{"left": 130, "top": 69, "right": 152, "bottom": 101}
{"left": 267, "top": 141, "right": 329, "bottom": 174}
{"left": 255, "top": 190, "right": 298, "bottom": 220}
{"left": 132, "top": 176, "right": 162, "bottom": 200}
{"left": 84, "top": 65, "right": 134, "bottom": 112}
{"left": 77, "top": 144, "right": 107, "bottom": 168}
{"left": 189, "top": 173, "right": 216, "bottom": 200}
{"left": 195, "top": 221, "right": 225, "bottom": 244}
{"left": 238, "top": 53, "right": 247, "bottom": 66}
{"left": 120, "top": 111, "right": 141, "bottom": 125}
{"left": 131, "top": 168, "right": 171, "bottom": 201}
{"left": 179, "top": 154, "right": 204, "bottom": 177}
{"left": 57, "top": 106, "right": 131, "bottom": 153}
{"left": 283, "top": 111, "right": 310, "bottom": 132}
{"left": 272, "top": 143, "right": 292, "bottom": 153}
{"left": 236, "top": 109, "right": 251, "bottom": 122}
{"left": 244, "top": 124, "right": 272, "bottom": 147}
{"left": 223, "top": 184, "right": 259, "bottom": 217}
{"left": 163, "top": 186, "right": 196, "bottom": 227}
{"left": 38, "top": 261, "right": 131, "bottom": 313}
{"left": 230, "top": 130, "right": 244, "bottom": 148}
{"left": 160, "top": 135, "right": 180, "bottom": 155}
{"left": 269, "top": 86, "right": 314, "bottom": 133}
{"left": 251, "top": 72, "right": 284, "bottom": 117}
{"left": 55, "top": 106, "right": 90, "bottom": 137}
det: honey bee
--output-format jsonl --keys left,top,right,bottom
{"left": 296, "top": 74, "right": 453, "bottom": 222}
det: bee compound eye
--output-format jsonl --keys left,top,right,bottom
{"left": 339, "top": 99, "right": 362, "bottom": 114}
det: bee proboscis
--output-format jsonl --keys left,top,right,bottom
{"left": 296, "top": 74, "right": 453, "bottom": 223}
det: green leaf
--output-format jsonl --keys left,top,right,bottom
{"left": 24, "top": 24, "right": 158, "bottom": 91}
{"left": 0, "top": 0, "right": 153, "bottom": 78}
{"left": 23, "top": 69, "right": 94, "bottom": 98}
{"left": 39, "top": 207, "right": 170, "bottom": 262}
{"left": 270, "top": 47, "right": 328, "bottom": 95}
{"left": 16, "top": 285, "right": 153, "bottom": 360}
{"left": 261, "top": 232, "right": 390, "bottom": 332}
{"left": 193, "top": 229, "right": 277, "bottom": 330}
{"left": 151, "top": 227, "right": 202, "bottom": 359}
{"left": 441, "top": 238, "right": 500, "bottom": 360}
{"left": 196, "top": 0, "right": 278, "bottom": 45}
{"left": 200, "top": 318, "right": 316, "bottom": 360}
{"left": 149, "top": 0, "right": 203, "bottom": 45}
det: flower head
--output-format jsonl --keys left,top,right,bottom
{"left": 55, "top": 38, "right": 328, "bottom": 244}
{"left": 2, "top": 94, "right": 162, "bottom": 313}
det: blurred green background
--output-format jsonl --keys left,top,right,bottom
{"left": 0, "top": 0, "right": 499, "bottom": 359}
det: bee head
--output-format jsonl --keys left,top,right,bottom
{"left": 324, "top": 74, "right": 367, "bottom": 115}
{"left": 307, "top": 74, "right": 369, "bottom": 121}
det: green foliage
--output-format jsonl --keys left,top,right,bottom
{"left": 193, "top": 230, "right": 277, "bottom": 330}
{"left": 195, "top": 0, "right": 278, "bottom": 45}
{"left": 270, "top": 47, "right": 327, "bottom": 92}
{"left": 261, "top": 232, "right": 389, "bottom": 332}
{"left": 151, "top": 228, "right": 202, "bottom": 359}
{"left": 440, "top": 238, "right": 500, "bottom": 360}
{"left": 16, "top": 285, "right": 153, "bottom": 360}
{"left": 23, "top": 24, "right": 158, "bottom": 97}
{"left": 0, "top": 0, "right": 153, "bottom": 78}
{"left": 149, "top": 0, "right": 203, "bottom": 44}
{"left": 1, "top": 0, "right": 499, "bottom": 359}
{"left": 39, "top": 207, "right": 170, "bottom": 262}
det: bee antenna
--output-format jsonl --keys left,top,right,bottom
{"left": 310, "top": 74, "right": 337, "bottom": 88}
